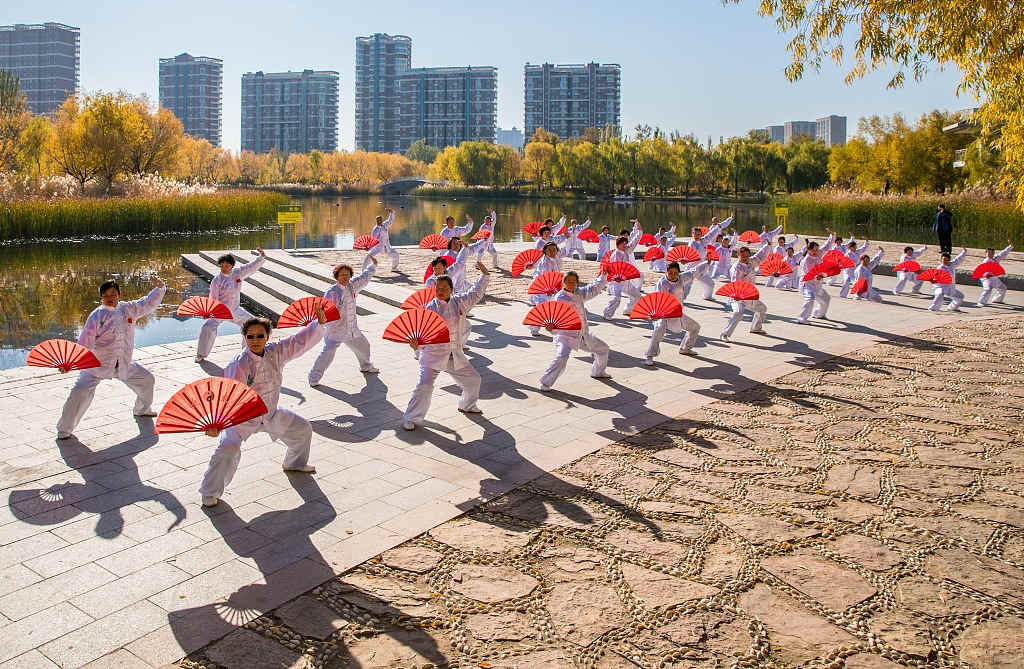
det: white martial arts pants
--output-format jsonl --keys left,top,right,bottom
{"left": 775, "top": 272, "right": 798, "bottom": 290}
{"left": 403, "top": 356, "right": 481, "bottom": 425}
{"left": 893, "top": 272, "right": 922, "bottom": 294}
{"left": 978, "top": 277, "right": 1006, "bottom": 305}
{"left": 721, "top": 299, "right": 767, "bottom": 337}
{"left": 198, "top": 409, "right": 312, "bottom": 499}
{"left": 197, "top": 310, "right": 253, "bottom": 358}
{"left": 540, "top": 335, "right": 610, "bottom": 388}
{"left": 854, "top": 288, "right": 882, "bottom": 303}
{"left": 528, "top": 293, "right": 550, "bottom": 335}
{"left": 56, "top": 363, "right": 155, "bottom": 437}
{"left": 646, "top": 316, "right": 699, "bottom": 360}
{"left": 797, "top": 283, "right": 830, "bottom": 322}
{"left": 568, "top": 243, "right": 585, "bottom": 260}
{"left": 480, "top": 243, "right": 498, "bottom": 268}
{"left": 364, "top": 246, "right": 400, "bottom": 271}
{"left": 308, "top": 332, "right": 374, "bottom": 384}
{"left": 930, "top": 286, "right": 964, "bottom": 311}
{"left": 603, "top": 282, "right": 641, "bottom": 318}
{"left": 837, "top": 270, "right": 856, "bottom": 298}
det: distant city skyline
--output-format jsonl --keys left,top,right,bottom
{"left": 0, "top": 0, "right": 965, "bottom": 153}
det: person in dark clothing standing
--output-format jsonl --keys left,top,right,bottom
{"left": 934, "top": 204, "right": 953, "bottom": 255}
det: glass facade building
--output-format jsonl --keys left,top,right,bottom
{"left": 523, "top": 62, "right": 621, "bottom": 140}
{"left": 355, "top": 33, "right": 412, "bottom": 153}
{"left": 159, "top": 53, "right": 223, "bottom": 146}
{"left": 0, "top": 22, "right": 79, "bottom": 115}
{"left": 241, "top": 70, "right": 339, "bottom": 153}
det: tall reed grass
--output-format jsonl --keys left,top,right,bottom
{"left": 0, "top": 191, "right": 289, "bottom": 241}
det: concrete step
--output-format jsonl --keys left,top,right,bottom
{"left": 180, "top": 254, "right": 291, "bottom": 318}
{"left": 273, "top": 249, "right": 416, "bottom": 310}
{"left": 198, "top": 250, "right": 317, "bottom": 307}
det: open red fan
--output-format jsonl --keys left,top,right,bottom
{"left": 471, "top": 229, "right": 491, "bottom": 240}
{"left": 578, "top": 229, "right": 600, "bottom": 243}
{"left": 26, "top": 339, "right": 101, "bottom": 374}
{"left": 716, "top": 281, "right": 760, "bottom": 301}
{"left": 638, "top": 233, "right": 659, "bottom": 246}
{"left": 601, "top": 250, "right": 616, "bottom": 264}
{"left": 758, "top": 254, "right": 793, "bottom": 277}
{"left": 423, "top": 255, "right": 456, "bottom": 283}
{"left": 511, "top": 249, "right": 543, "bottom": 277}
{"left": 177, "top": 296, "right": 232, "bottom": 320}
{"left": 629, "top": 292, "right": 682, "bottom": 320}
{"left": 603, "top": 261, "right": 641, "bottom": 282}
{"left": 739, "top": 230, "right": 761, "bottom": 244}
{"left": 522, "top": 300, "right": 582, "bottom": 331}
{"left": 802, "top": 261, "right": 842, "bottom": 282}
{"left": 401, "top": 287, "right": 437, "bottom": 310}
{"left": 353, "top": 235, "right": 379, "bottom": 251}
{"left": 667, "top": 245, "right": 700, "bottom": 263}
{"left": 893, "top": 259, "right": 921, "bottom": 273}
{"left": 383, "top": 308, "right": 450, "bottom": 345}
{"left": 528, "top": 272, "right": 564, "bottom": 296}
{"left": 695, "top": 226, "right": 710, "bottom": 237}
{"left": 917, "top": 268, "right": 953, "bottom": 284}
{"left": 643, "top": 247, "right": 666, "bottom": 262}
{"left": 823, "top": 249, "right": 856, "bottom": 269}
{"left": 972, "top": 261, "right": 1005, "bottom": 280}
{"left": 852, "top": 278, "right": 869, "bottom": 295}
{"left": 523, "top": 221, "right": 544, "bottom": 236}
{"left": 154, "top": 377, "right": 267, "bottom": 434}
{"left": 419, "top": 233, "right": 448, "bottom": 250}
{"left": 555, "top": 225, "right": 567, "bottom": 236}
{"left": 277, "top": 297, "right": 341, "bottom": 328}
{"left": 705, "top": 246, "right": 720, "bottom": 261}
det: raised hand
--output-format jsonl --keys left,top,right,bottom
{"left": 314, "top": 306, "right": 328, "bottom": 324}
{"left": 151, "top": 275, "right": 165, "bottom": 289}
{"left": 476, "top": 260, "right": 490, "bottom": 275}
{"left": 205, "top": 428, "right": 220, "bottom": 438}
{"left": 256, "top": 247, "right": 266, "bottom": 257}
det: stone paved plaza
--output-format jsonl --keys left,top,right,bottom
{"left": 0, "top": 255, "right": 1022, "bottom": 668}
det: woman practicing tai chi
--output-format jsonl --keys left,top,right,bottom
{"left": 528, "top": 240, "right": 571, "bottom": 336}
{"left": 603, "top": 234, "right": 643, "bottom": 319}
{"left": 565, "top": 218, "right": 592, "bottom": 259}
{"left": 892, "top": 244, "right": 928, "bottom": 295}
{"left": 436, "top": 237, "right": 485, "bottom": 293}
{"left": 199, "top": 309, "right": 327, "bottom": 506}
{"left": 56, "top": 276, "right": 167, "bottom": 440}
{"left": 469, "top": 210, "right": 499, "bottom": 268}
{"left": 928, "top": 249, "right": 968, "bottom": 312}
{"left": 977, "top": 242, "right": 1013, "bottom": 306}
{"left": 440, "top": 215, "right": 473, "bottom": 240}
{"left": 364, "top": 208, "right": 400, "bottom": 271}
{"left": 797, "top": 241, "right": 832, "bottom": 324}
{"left": 540, "top": 271, "right": 611, "bottom": 391}
{"left": 850, "top": 248, "right": 886, "bottom": 302}
{"left": 645, "top": 262, "right": 701, "bottom": 365}
{"left": 195, "top": 247, "right": 266, "bottom": 362}
{"left": 308, "top": 256, "right": 379, "bottom": 386}
{"left": 533, "top": 219, "right": 567, "bottom": 250}
{"left": 403, "top": 262, "right": 490, "bottom": 430}
{"left": 720, "top": 245, "right": 770, "bottom": 340}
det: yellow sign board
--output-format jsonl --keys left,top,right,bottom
{"left": 277, "top": 204, "right": 302, "bottom": 225}
{"left": 774, "top": 205, "right": 789, "bottom": 233}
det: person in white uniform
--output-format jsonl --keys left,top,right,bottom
{"left": 760, "top": 235, "right": 800, "bottom": 282}
{"left": 528, "top": 240, "right": 571, "bottom": 336}
{"left": 977, "top": 242, "right": 1013, "bottom": 306}
{"left": 198, "top": 311, "right": 327, "bottom": 506}
{"left": 602, "top": 235, "right": 643, "bottom": 318}
{"left": 539, "top": 271, "right": 611, "bottom": 390}
{"left": 195, "top": 248, "right": 266, "bottom": 362}
{"left": 644, "top": 262, "right": 701, "bottom": 365}
{"left": 648, "top": 233, "right": 674, "bottom": 273}
{"left": 363, "top": 209, "right": 400, "bottom": 271}
{"left": 682, "top": 257, "right": 717, "bottom": 301}
{"left": 308, "top": 257, "right": 379, "bottom": 386}
{"left": 720, "top": 245, "right": 770, "bottom": 340}
{"left": 928, "top": 249, "right": 968, "bottom": 311}
{"left": 772, "top": 246, "right": 806, "bottom": 290}
{"left": 690, "top": 221, "right": 723, "bottom": 261}
{"left": 403, "top": 264, "right": 490, "bottom": 430}
{"left": 837, "top": 238, "right": 871, "bottom": 297}
{"left": 850, "top": 248, "right": 886, "bottom": 302}
{"left": 596, "top": 225, "right": 617, "bottom": 261}
{"left": 759, "top": 224, "right": 784, "bottom": 246}
{"left": 440, "top": 215, "right": 473, "bottom": 240}
{"left": 436, "top": 237, "right": 486, "bottom": 294}
{"left": 893, "top": 244, "right": 928, "bottom": 294}
{"left": 533, "top": 219, "right": 567, "bottom": 250}
{"left": 468, "top": 210, "right": 499, "bottom": 268}
{"left": 566, "top": 218, "right": 592, "bottom": 259}
{"left": 796, "top": 241, "right": 832, "bottom": 324}
{"left": 56, "top": 276, "right": 167, "bottom": 440}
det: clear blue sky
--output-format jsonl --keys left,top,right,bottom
{"left": 3, "top": 0, "right": 969, "bottom": 152}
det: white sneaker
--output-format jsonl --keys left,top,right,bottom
{"left": 194, "top": 355, "right": 204, "bottom": 363}
{"left": 720, "top": 333, "right": 730, "bottom": 341}
{"left": 202, "top": 496, "right": 219, "bottom": 507}
{"left": 540, "top": 384, "right": 551, "bottom": 391}
{"left": 309, "top": 380, "right": 321, "bottom": 387}
{"left": 402, "top": 421, "right": 416, "bottom": 430}
{"left": 643, "top": 358, "right": 655, "bottom": 366}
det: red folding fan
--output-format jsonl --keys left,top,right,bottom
{"left": 471, "top": 229, "right": 491, "bottom": 240}
{"left": 629, "top": 293, "right": 682, "bottom": 320}
{"left": 716, "top": 281, "right": 760, "bottom": 301}
{"left": 382, "top": 308, "right": 450, "bottom": 345}
{"left": 155, "top": 377, "right": 267, "bottom": 434}
{"left": 695, "top": 226, "right": 710, "bottom": 237}
{"left": 177, "top": 296, "right": 232, "bottom": 320}
{"left": 423, "top": 255, "right": 456, "bottom": 283}
{"left": 276, "top": 297, "right": 341, "bottom": 328}
{"left": 353, "top": 235, "right": 379, "bottom": 251}
{"left": 705, "top": 246, "right": 720, "bottom": 261}
{"left": 802, "top": 261, "right": 842, "bottom": 282}
{"left": 578, "top": 229, "right": 600, "bottom": 243}
{"left": 638, "top": 233, "right": 659, "bottom": 246}
{"left": 739, "top": 230, "right": 761, "bottom": 244}
{"left": 419, "top": 233, "right": 448, "bottom": 250}
{"left": 852, "top": 278, "right": 869, "bottom": 295}
{"left": 528, "top": 272, "right": 564, "bottom": 296}
{"left": 972, "top": 261, "right": 1005, "bottom": 280}
{"left": 823, "top": 249, "right": 855, "bottom": 269}
{"left": 603, "top": 261, "right": 642, "bottom": 282}
{"left": 523, "top": 221, "right": 544, "bottom": 236}
{"left": 758, "top": 254, "right": 793, "bottom": 277}
{"left": 511, "top": 249, "right": 543, "bottom": 277}
{"left": 401, "top": 287, "right": 437, "bottom": 310}
{"left": 601, "top": 250, "right": 616, "bottom": 264}
{"left": 667, "top": 245, "right": 700, "bottom": 263}
{"left": 26, "top": 339, "right": 101, "bottom": 374}
{"left": 893, "top": 260, "right": 922, "bottom": 273}
{"left": 522, "top": 301, "right": 582, "bottom": 330}
{"left": 555, "top": 225, "right": 567, "bottom": 236}
{"left": 643, "top": 247, "right": 666, "bottom": 262}
{"left": 917, "top": 268, "right": 953, "bottom": 284}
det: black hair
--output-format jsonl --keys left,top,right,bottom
{"left": 544, "top": 218, "right": 554, "bottom": 225}
{"left": 99, "top": 280, "right": 120, "bottom": 295}
{"left": 941, "top": 252, "right": 951, "bottom": 261}
{"left": 430, "top": 257, "right": 448, "bottom": 270}
{"left": 217, "top": 254, "right": 236, "bottom": 266}
{"left": 543, "top": 241, "right": 559, "bottom": 253}
{"left": 447, "top": 238, "right": 461, "bottom": 250}
{"left": 445, "top": 215, "right": 455, "bottom": 223}
{"left": 616, "top": 236, "right": 629, "bottom": 246}
{"left": 332, "top": 263, "right": 353, "bottom": 279}
{"left": 539, "top": 226, "right": 551, "bottom": 236}
{"left": 564, "top": 270, "right": 580, "bottom": 282}
{"left": 435, "top": 275, "right": 454, "bottom": 290}
{"left": 807, "top": 241, "right": 819, "bottom": 250}
{"left": 618, "top": 229, "right": 630, "bottom": 236}
{"left": 667, "top": 261, "right": 681, "bottom": 272}
{"left": 903, "top": 246, "right": 914, "bottom": 254}
{"left": 243, "top": 317, "right": 272, "bottom": 336}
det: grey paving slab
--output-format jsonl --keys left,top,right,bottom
{"left": 38, "top": 600, "right": 169, "bottom": 668}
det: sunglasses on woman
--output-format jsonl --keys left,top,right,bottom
{"left": 246, "top": 333, "right": 266, "bottom": 340}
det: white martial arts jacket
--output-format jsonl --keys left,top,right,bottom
{"left": 436, "top": 240, "right": 484, "bottom": 292}
{"left": 418, "top": 274, "right": 489, "bottom": 371}
{"left": 370, "top": 211, "right": 396, "bottom": 250}
{"left": 532, "top": 246, "right": 569, "bottom": 277}
{"left": 898, "top": 246, "right": 927, "bottom": 268}
{"left": 799, "top": 253, "right": 828, "bottom": 293}
{"left": 550, "top": 275, "right": 607, "bottom": 349}
{"left": 933, "top": 249, "right": 968, "bottom": 296}
{"left": 77, "top": 284, "right": 166, "bottom": 380}
{"left": 760, "top": 224, "right": 784, "bottom": 246}
{"left": 534, "top": 233, "right": 566, "bottom": 250}
{"left": 224, "top": 321, "right": 324, "bottom": 413}
{"left": 209, "top": 255, "right": 266, "bottom": 314}
{"left": 985, "top": 245, "right": 1014, "bottom": 269}
{"left": 690, "top": 223, "right": 722, "bottom": 260}
{"left": 851, "top": 249, "right": 885, "bottom": 290}
{"left": 769, "top": 236, "right": 799, "bottom": 256}
{"left": 440, "top": 220, "right": 473, "bottom": 239}
{"left": 840, "top": 239, "right": 870, "bottom": 266}
{"left": 655, "top": 274, "right": 695, "bottom": 332}
{"left": 322, "top": 264, "right": 375, "bottom": 341}
{"left": 567, "top": 219, "right": 592, "bottom": 249}
{"left": 471, "top": 211, "right": 497, "bottom": 250}
{"left": 597, "top": 233, "right": 617, "bottom": 261}
{"left": 729, "top": 244, "right": 770, "bottom": 284}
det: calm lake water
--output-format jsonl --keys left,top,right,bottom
{"left": 0, "top": 193, "right": 938, "bottom": 370}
